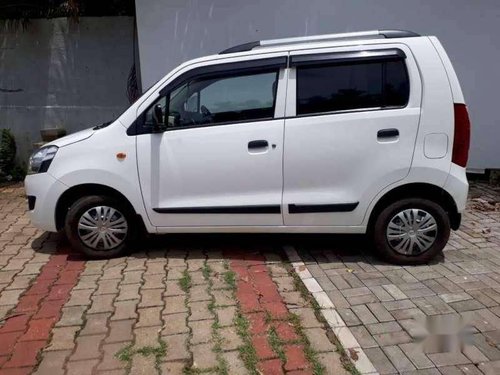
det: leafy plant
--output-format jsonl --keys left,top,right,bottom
{"left": 0, "top": 129, "right": 26, "bottom": 182}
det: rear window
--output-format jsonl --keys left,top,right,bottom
{"left": 296, "top": 59, "right": 409, "bottom": 116}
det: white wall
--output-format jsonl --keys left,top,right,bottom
{"left": 135, "top": 0, "right": 500, "bottom": 170}
{"left": 0, "top": 17, "right": 134, "bottom": 161}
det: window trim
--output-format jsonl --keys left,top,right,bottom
{"left": 293, "top": 49, "right": 410, "bottom": 117}
{"left": 128, "top": 57, "right": 286, "bottom": 135}
{"left": 290, "top": 48, "right": 406, "bottom": 67}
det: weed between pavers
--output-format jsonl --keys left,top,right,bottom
{"left": 179, "top": 269, "right": 192, "bottom": 292}
{"left": 115, "top": 339, "right": 167, "bottom": 366}
{"left": 268, "top": 326, "right": 286, "bottom": 363}
{"left": 223, "top": 270, "right": 236, "bottom": 290}
{"left": 234, "top": 313, "right": 259, "bottom": 375}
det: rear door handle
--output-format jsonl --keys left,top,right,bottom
{"left": 248, "top": 140, "right": 268, "bottom": 149}
{"left": 377, "top": 128, "right": 399, "bottom": 139}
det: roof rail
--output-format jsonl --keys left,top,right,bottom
{"left": 219, "top": 29, "right": 419, "bottom": 54}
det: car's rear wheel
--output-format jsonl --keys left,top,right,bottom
{"left": 65, "top": 195, "right": 136, "bottom": 258}
{"left": 372, "top": 198, "right": 450, "bottom": 265}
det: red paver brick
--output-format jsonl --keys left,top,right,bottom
{"left": 252, "top": 336, "right": 275, "bottom": 360}
{"left": 48, "top": 254, "right": 68, "bottom": 267}
{"left": 0, "top": 314, "right": 30, "bottom": 333}
{"left": 275, "top": 321, "right": 299, "bottom": 341}
{"left": 262, "top": 301, "right": 288, "bottom": 319}
{"left": 37, "top": 266, "right": 61, "bottom": 281}
{"left": 33, "top": 299, "right": 65, "bottom": 319}
{"left": 46, "top": 283, "right": 74, "bottom": 301}
{"left": 0, "top": 332, "right": 23, "bottom": 356}
{"left": 258, "top": 287, "right": 283, "bottom": 303}
{"left": 19, "top": 318, "right": 55, "bottom": 341}
{"left": 248, "top": 312, "right": 269, "bottom": 336}
{"left": 249, "top": 264, "right": 268, "bottom": 274}
{"left": 0, "top": 356, "right": 8, "bottom": 367}
{"left": 259, "top": 358, "right": 284, "bottom": 375}
{"left": 15, "top": 294, "right": 44, "bottom": 313}
{"left": 54, "top": 270, "right": 81, "bottom": 285}
{"left": 0, "top": 242, "right": 85, "bottom": 373}
{"left": 238, "top": 291, "right": 262, "bottom": 313}
{"left": 284, "top": 344, "right": 309, "bottom": 371}
{"left": 3, "top": 340, "right": 46, "bottom": 368}
{"left": 24, "top": 279, "right": 53, "bottom": 296}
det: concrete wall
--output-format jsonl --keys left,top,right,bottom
{"left": 135, "top": 0, "right": 500, "bottom": 170}
{"left": 0, "top": 17, "right": 134, "bottom": 162}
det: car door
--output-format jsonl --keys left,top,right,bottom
{"left": 135, "top": 56, "right": 287, "bottom": 228}
{"left": 282, "top": 44, "right": 422, "bottom": 227}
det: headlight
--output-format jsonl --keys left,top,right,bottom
{"left": 28, "top": 146, "right": 58, "bottom": 174}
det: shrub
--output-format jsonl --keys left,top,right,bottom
{"left": 0, "top": 129, "right": 26, "bottom": 182}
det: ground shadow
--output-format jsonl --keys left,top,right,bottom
{"left": 30, "top": 231, "right": 445, "bottom": 266}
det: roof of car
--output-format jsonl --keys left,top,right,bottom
{"left": 219, "top": 30, "right": 420, "bottom": 55}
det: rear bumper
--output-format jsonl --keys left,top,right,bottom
{"left": 24, "top": 173, "right": 67, "bottom": 232}
{"left": 444, "top": 163, "right": 468, "bottom": 231}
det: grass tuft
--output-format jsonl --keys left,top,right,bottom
{"left": 234, "top": 313, "right": 259, "bottom": 375}
{"left": 268, "top": 326, "right": 286, "bottom": 363}
{"left": 223, "top": 270, "right": 236, "bottom": 290}
{"left": 179, "top": 270, "right": 192, "bottom": 292}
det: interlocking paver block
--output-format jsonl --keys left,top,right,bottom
{"left": 161, "top": 312, "right": 189, "bottom": 335}
{"left": 70, "top": 334, "right": 105, "bottom": 360}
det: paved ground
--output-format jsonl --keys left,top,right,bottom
{"left": 0, "top": 183, "right": 348, "bottom": 375}
{"left": 0, "top": 181, "right": 499, "bottom": 374}
{"left": 293, "top": 182, "right": 500, "bottom": 375}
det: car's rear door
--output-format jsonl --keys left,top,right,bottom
{"left": 282, "top": 44, "right": 422, "bottom": 227}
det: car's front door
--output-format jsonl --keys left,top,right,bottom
{"left": 135, "top": 56, "right": 287, "bottom": 228}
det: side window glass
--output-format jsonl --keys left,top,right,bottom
{"left": 166, "top": 70, "right": 278, "bottom": 128}
{"left": 296, "top": 58, "right": 409, "bottom": 116}
{"left": 143, "top": 96, "right": 167, "bottom": 128}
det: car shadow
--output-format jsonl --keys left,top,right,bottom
{"left": 30, "top": 231, "right": 445, "bottom": 266}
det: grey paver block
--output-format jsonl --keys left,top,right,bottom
{"left": 366, "top": 321, "right": 402, "bottom": 335}
{"left": 350, "top": 326, "right": 379, "bottom": 348}
{"left": 364, "top": 347, "right": 397, "bottom": 374}
{"left": 337, "top": 308, "right": 361, "bottom": 326}
{"left": 352, "top": 304, "right": 378, "bottom": 325}
{"left": 427, "top": 352, "right": 471, "bottom": 367}
{"left": 399, "top": 342, "right": 434, "bottom": 369}
{"left": 367, "top": 303, "right": 394, "bottom": 322}
{"left": 382, "top": 345, "right": 416, "bottom": 372}
{"left": 373, "top": 330, "right": 412, "bottom": 346}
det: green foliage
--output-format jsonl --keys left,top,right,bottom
{"left": 0, "top": 129, "right": 25, "bottom": 182}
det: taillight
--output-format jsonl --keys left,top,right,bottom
{"left": 452, "top": 104, "right": 471, "bottom": 167}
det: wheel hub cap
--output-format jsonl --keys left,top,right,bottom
{"left": 77, "top": 206, "right": 128, "bottom": 250}
{"left": 386, "top": 208, "right": 438, "bottom": 256}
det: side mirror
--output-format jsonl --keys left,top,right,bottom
{"left": 152, "top": 104, "right": 164, "bottom": 133}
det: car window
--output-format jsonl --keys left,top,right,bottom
{"left": 296, "top": 59, "right": 409, "bottom": 116}
{"left": 161, "top": 70, "right": 278, "bottom": 128}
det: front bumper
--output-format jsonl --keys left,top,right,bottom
{"left": 24, "top": 173, "right": 68, "bottom": 232}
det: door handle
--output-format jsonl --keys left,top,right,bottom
{"left": 248, "top": 140, "right": 269, "bottom": 149}
{"left": 377, "top": 128, "right": 399, "bottom": 139}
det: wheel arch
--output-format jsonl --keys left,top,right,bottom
{"left": 55, "top": 183, "right": 145, "bottom": 232}
{"left": 367, "top": 183, "right": 461, "bottom": 232}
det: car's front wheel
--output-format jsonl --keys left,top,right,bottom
{"left": 65, "top": 195, "right": 136, "bottom": 258}
{"left": 372, "top": 198, "right": 450, "bottom": 265}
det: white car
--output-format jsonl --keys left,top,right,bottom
{"left": 25, "top": 30, "right": 470, "bottom": 264}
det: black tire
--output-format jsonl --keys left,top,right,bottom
{"left": 65, "top": 195, "right": 136, "bottom": 258}
{"left": 372, "top": 198, "right": 450, "bottom": 265}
